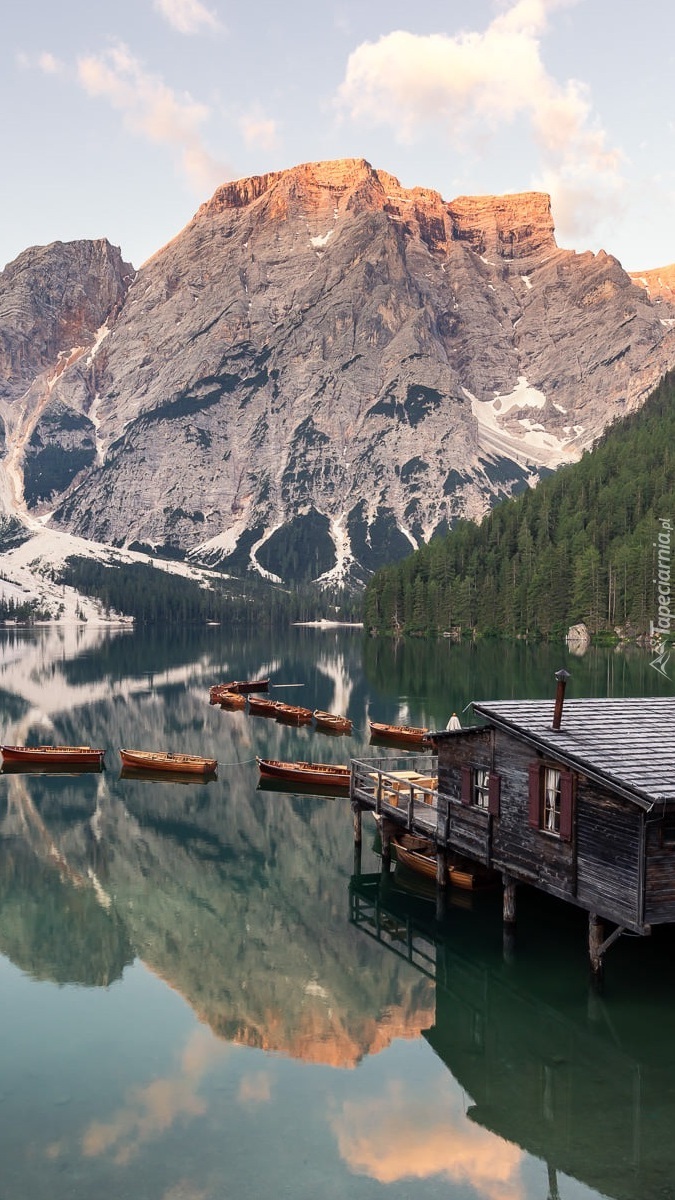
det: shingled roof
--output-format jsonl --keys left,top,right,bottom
{"left": 471, "top": 696, "right": 675, "bottom": 809}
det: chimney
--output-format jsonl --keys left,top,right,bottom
{"left": 551, "top": 669, "right": 571, "bottom": 730}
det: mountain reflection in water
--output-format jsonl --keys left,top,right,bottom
{"left": 1, "top": 624, "right": 674, "bottom": 1200}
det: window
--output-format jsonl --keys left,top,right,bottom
{"left": 543, "top": 768, "right": 561, "bottom": 833}
{"left": 528, "top": 762, "right": 574, "bottom": 841}
{"left": 461, "top": 765, "right": 500, "bottom": 815}
{"left": 473, "top": 768, "right": 490, "bottom": 809}
{"left": 659, "top": 816, "right": 675, "bottom": 848}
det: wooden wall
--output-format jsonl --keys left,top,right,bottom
{"left": 438, "top": 727, "right": 645, "bottom": 929}
{"left": 644, "top": 814, "right": 675, "bottom": 923}
{"left": 575, "top": 778, "right": 641, "bottom": 926}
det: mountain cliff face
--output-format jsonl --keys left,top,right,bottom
{"left": 1, "top": 159, "right": 674, "bottom": 587}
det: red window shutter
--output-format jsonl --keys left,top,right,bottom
{"left": 528, "top": 763, "right": 541, "bottom": 828}
{"left": 461, "top": 765, "right": 472, "bottom": 805}
{"left": 488, "top": 773, "right": 501, "bottom": 816}
{"left": 559, "top": 772, "right": 574, "bottom": 841}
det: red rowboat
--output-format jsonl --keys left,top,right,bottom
{"left": 256, "top": 758, "right": 350, "bottom": 788}
{"left": 209, "top": 678, "right": 269, "bottom": 702}
{"left": 1, "top": 744, "right": 105, "bottom": 767}
{"left": 369, "top": 720, "right": 430, "bottom": 747}
{"left": 274, "top": 704, "right": 314, "bottom": 724}
{"left": 313, "top": 710, "right": 353, "bottom": 734}
{"left": 120, "top": 749, "right": 217, "bottom": 776}
{"left": 218, "top": 690, "right": 247, "bottom": 709}
{"left": 247, "top": 696, "right": 283, "bottom": 716}
{"left": 393, "top": 835, "right": 499, "bottom": 890}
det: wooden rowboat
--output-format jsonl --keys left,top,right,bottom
{"left": 1, "top": 744, "right": 105, "bottom": 767}
{"left": 256, "top": 757, "right": 350, "bottom": 788}
{"left": 369, "top": 720, "right": 430, "bottom": 747}
{"left": 218, "top": 690, "right": 246, "bottom": 710}
{"left": 247, "top": 696, "right": 283, "bottom": 716}
{"left": 274, "top": 703, "right": 314, "bottom": 725}
{"left": 209, "top": 678, "right": 269, "bottom": 702}
{"left": 119, "top": 749, "right": 218, "bottom": 776}
{"left": 313, "top": 710, "right": 353, "bottom": 734}
{"left": 393, "top": 835, "right": 498, "bottom": 891}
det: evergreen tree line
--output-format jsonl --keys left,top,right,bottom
{"left": 364, "top": 369, "right": 675, "bottom": 640}
{"left": 0, "top": 593, "right": 47, "bottom": 623}
{"left": 58, "top": 557, "right": 361, "bottom": 626}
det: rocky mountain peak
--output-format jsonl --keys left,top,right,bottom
{"left": 448, "top": 191, "right": 556, "bottom": 261}
{"left": 1, "top": 159, "right": 674, "bottom": 591}
{"left": 0, "top": 238, "right": 133, "bottom": 405}
{"left": 630, "top": 262, "right": 675, "bottom": 305}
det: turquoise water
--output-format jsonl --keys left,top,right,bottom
{"left": 0, "top": 624, "right": 673, "bottom": 1200}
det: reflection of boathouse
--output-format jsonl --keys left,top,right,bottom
{"left": 350, "top": 871, "right": 675, "bottom": 1200}
{"left": 351, "top": 680, "right": 675, "bottom": 971}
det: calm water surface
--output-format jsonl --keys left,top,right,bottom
{"left": 1, "top": 624, "right": 674, "bottom": 1200}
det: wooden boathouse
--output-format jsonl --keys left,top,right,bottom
{"left": 350, "top": 677, "right": 675, "bottom": 975}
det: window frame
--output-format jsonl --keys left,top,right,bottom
{"left": 473, "top": 767, "right": 491, "bottom": 810}
{"left": 528, "top": 761, "right": 574, "bottom": 842}
{"left": 461, "top": 765, "right": 500, "bottom": 815}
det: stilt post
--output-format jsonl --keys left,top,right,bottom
{"left": 589, "top": 912, "right": 604, "bottom": 987}
{"left": 502, "top": 873, "right": 517, "bottom": 925}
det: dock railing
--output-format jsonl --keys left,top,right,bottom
{"left": 351, "top": 754, "right": 444, "bottom": 834}
{"left": 351, "top": 755, "right": 491, "bottom": 862}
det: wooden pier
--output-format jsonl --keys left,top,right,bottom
{"left": 350, "top": 754, "right": 442, "bottom": 845}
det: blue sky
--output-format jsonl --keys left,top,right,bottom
{"left": 2, "top": 0, "right": 673, "bottom": 273}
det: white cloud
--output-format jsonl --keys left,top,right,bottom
{"left": 16, "top": 50, "right": 65, "bottom": 74}
{"left": 153, "top": 0, "right": 222, "bottom": 35}
{"left": 336, "top": 0, "right": 624, "bottom": 243}
{"left": 76, "top": 43, "right": 228, "bottom": 193}
{"left": 239, "top": 109, "right": 280, "bottom": 152}
{"left": 38, "top": 52, "right": 64, "bottom": 75}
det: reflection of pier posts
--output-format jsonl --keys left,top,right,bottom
{"left": 380, "top": 818, "right": 393, "bottom": 873}
{"left": 435, "top": 849, "right": 448, "bottom": 921}
{"left": 352, "top": 801, "right": 362, "bottom": 846}
{"left": 546, "top": 1163, "right": 560, "bottom": 1200}
{"left": 352, "top": 839, "right": 362, "bottom": 876}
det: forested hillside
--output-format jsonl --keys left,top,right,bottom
{"left": 364, "top": 370, "right": 675, "bottom": 640}
{"left": 58, "top": 558, "right": 361, "bottom": 626}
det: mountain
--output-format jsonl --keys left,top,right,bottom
{"left": 1, "top": 158, "right": 674, "bottom": 591}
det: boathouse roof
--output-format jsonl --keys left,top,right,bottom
{"left": 470, "top": 696, "right": 675, "bottom": 809}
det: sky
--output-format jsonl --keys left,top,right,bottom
{"left": 2, "top": 0, "right": 673, "bottom": 274}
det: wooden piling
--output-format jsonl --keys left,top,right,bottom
{"left": 503, "top": 874, "right": 517, "bottom": 925}
{"left": 589, "top": 912, "right": 604, "bottom": 986}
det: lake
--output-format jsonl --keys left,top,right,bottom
{"left": 1, "top": 622, "right": 674, "bottom": 1200}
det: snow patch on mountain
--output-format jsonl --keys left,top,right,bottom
{"left": 466, "top": 378, "right": 582, "bottom": 470}
{"left": 249, "top": 526, "right": 284, "bottom": 583}
{"left": 310, "top": 231, "right": 333, "bottom": 249}
{"left": 0, "top": 527, "right": 229, "bottom": 623}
